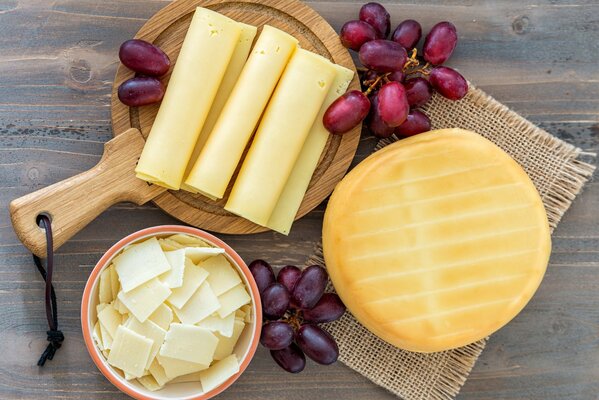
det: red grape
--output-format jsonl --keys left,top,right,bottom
{"left": 404, "top": 77, "right": 433, "bottom": 107}
{"left": 248, "top": 259, "right": 275, "bottom": 294}
{"left": 340, "top": 20, "right": 377, "bottom": 51}
{"left": 302, "top": 293, "right": 346, "bottom": 323}
{"left": 429, "top": 66, "right": 468, "bottom": 100}
{"left": 395, "top": 110, "right": 431, "bottom": 136}
{"left": 260, "top": 321, "right": 294, "bottom": 350}
{"left": 117, "top": 76, "right": 164, "bottom": 107}
{"left": 295, "top": 324, "right": 339, "bottom": 365}
{"left": 391, "top": 19, "right": 422, "bottom": 49}
{"left": 359, "top": 2, "right": 390, "bottom": 39}
{"left": 366, "top": 92, "right": 395, "bottom": 138}
{"left": 387, "top": 70, "right": 405, "bottom": 83}
{"left": 262, "top": 283, "right": 290, "bottom": 319}
{"left": 359, "top": 40, "right": 407, "bottom": 72}
{"left": 292, "top": 265, "right": 328, "bottom": 309}
{"left": 270, "top": 343, "right": 306, "bottom": 373}
{"left": 277, "top": 265, "right": 302, "bottom": 293}
{"left": 119, "top": 39, "right": 170, "bottom": 77}
{"left": 377, "top": 81, "right": 409, "bottom": 127}
{"left": 323, "top": 90, "right": 371, "bottom": 135}
{"left": 363, "top": 69, "right": 379, "bottom": 82}
{"left": 423, "top": 21, "right": 458, "bottom": 65}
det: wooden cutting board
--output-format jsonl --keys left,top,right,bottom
{"left": 10, "top": 0, "right": 360, "bottom": 257}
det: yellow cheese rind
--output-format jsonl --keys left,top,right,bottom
{"left": 135, "top": 7, "right": 242, "bottom": 189}
{"left": 225, "top": 49, "right": 337, "bottom": 225}
{"left": 267, "top": 64, "right": 354, "bottom": 234}
{"left": 323, "top": 129, "right": 551, "bottom": 353}
{"left": 184, "top": 25, "right": 299, "bottom": 198}
{"left": 181, "top": 22, "right": 258, "bottom": 193}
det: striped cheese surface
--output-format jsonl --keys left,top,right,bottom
{"left": 322, "top": 129, "right": 551, "bottom": 352}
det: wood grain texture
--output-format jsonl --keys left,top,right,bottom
{"left": 0, "top": 1, "right": 597, "bottom": 400}
{"left": 111, "top": 0, "right": 362, "bottom": 234}
{"left": 9, "top": 128, "right": 165, "bottom": 257}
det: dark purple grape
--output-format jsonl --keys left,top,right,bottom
{"left": 248, "top": 259, "right": 275, "bottom": 294}
{"left": 339, "top": 20, "right": 377, "bottom": 51}
{"left": 395, "top": 110, "right": 431, "bottom": 136}
{"left": 377, "top": 81, "right": 409, "bottom": 127}
{"left": 323, "top": 90, "right": 371, "bottom": 135}
{"left": 423, "top": 22, "right": 458, "bottom": 65}
{"left": 292, "top": 265, "right": 328, "bottom": 310}
{"left": 261, "top": 283, "right": 290, "bottom": 319}
{"left": 366, "top": 92, "right": 395, "bottom": 138}
{"left": 295, "top": 324, "right": 339, "bottom": 365}
{"left": 387, "top": 70, "right": 405, "bottom": 83}
{"left": 429, "top": 66, "right": 468, "bottom": 100}
{"left": 391, "top": 19, "right": 422, "bottom": 49}
{"left": 404, "top": 77, "right": 433, "bottom": 107}
{"left": 119, "top": 39, "right": 170, "bottom": 76}
{"left": 117, "top": 76, "right": 164, "bottom": 107}
{"left": 359, "top": 40, "right": 408, "bottom": 73}
{"left": 260, "top": 321, "right": 294, "bottom": 350}
{"left": 277, "top": 265, "right": 302, "bottom": 293}
{"left": 270, "top": 343, "right": 306, "bottom": 373}
{"left": 363, "top": 69, "right": 379, "bottom": 82}
{"left": 302, "top": 293, "right": 346, "bottom": 323}
{"left": 359, "top": 2, "right": 390, "bottom": 39}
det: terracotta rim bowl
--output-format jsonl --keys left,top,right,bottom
{"left": 81, "top": 225, "right": 262, "bottom": 400}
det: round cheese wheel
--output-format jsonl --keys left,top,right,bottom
{"left": 323, "top": 129, "right": 551, "bottom": 352}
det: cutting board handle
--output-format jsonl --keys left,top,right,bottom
{"left": 9, "top": 128, "right": 165, "bottom": 257}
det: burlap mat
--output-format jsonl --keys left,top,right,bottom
{"left": 305, "top": 84, "right": 596, "bottom": 400}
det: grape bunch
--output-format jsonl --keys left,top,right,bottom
{"left": 249, "top": 260, "right": 346, "bottom": 373}
{"left": 324, "top": 2, "right": 468, "bottom": 138}
{"left": 117, "top": 39, "right": 171, "bottom": 107}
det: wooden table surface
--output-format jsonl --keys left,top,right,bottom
{"left": 1, "top": 1, "right": 598, "bottom": 399}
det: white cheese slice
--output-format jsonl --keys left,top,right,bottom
{"left": 156, "top": 353, "right": 209, "bottom": 380}
{"left": 168, "top": 259, "right": 209, "bottom": 309}
{"left": 160, "top": 323, "right": 218, "bottom": 365}
{"left": 99, "top": 322, "right": 113, "bottom": 350}
{"left": 235, "top": 309, "right": 245, "bottom": 320}
{"left": 199, "top": 354, "right": 240, "bottom": 393}
{"left": 196, "top": 312, "right": 236, "bottom": 338}
{"left": 93, "top": 321, "right": 104, "bottom": 351}
{"left": 167, "top": 234, "right": 209, "bottom": 247}
{"left": 213, "top": 319, "right": 245, "bottom": 360}
{"left": 158, "top": 238, "right": 181, "bottom": 252}
{"left": 118, "top": 278, "right": 171, "bottom": 323}
{"left": 97, "top": 303, "right": 121, "bottom": 339}
{"left": 96, "top": 303, "right": 108, "bottom": 315}
{"left": 99, "top": 267, "right": 113, "bottom": 304}
{"left": 110, "top": 265, "right": 120, "bottom": 301}
{"left": 216, "top": 284, "right": 251, "bottom": 318}
{"left": 173, "top": 281, "right": 220, "bottom": 324}
{"left": 184, "top": 247, "right": 225, "bottom": 264}
{"left": 138, "top": 375, "right": 162, "bottom": 392}
{"left": 148, "top": 303, "right": 173, "bottom": 331}
{"left": 200, "top": 254, "right": 241, "bottom": 296}
{"left": 107, "top": 325, "right": 153, "bottom": 379}
{"left": 126, "top": 318, "right": 167, "bottom": 370}
{"left": 148, "top": 359, "right": 170, "bottom": 387}
{"left": 160, "top": 249, "right": 186, "bottom": 288}
{"left": 113, "top": 237, "right": 172, "bottom": 293}
{"left": 169, "top": 371, "right": 202, "bottom": 384}
{"left": 241, "top": 304, "right": 252, "bottom": 323}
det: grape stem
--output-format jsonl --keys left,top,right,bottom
{"left": 364, "top": 73, "right": 389, "bottom": 96}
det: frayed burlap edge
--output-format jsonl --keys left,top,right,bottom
{"left": 305, "top": 84, "right": 596, "bottom": 400}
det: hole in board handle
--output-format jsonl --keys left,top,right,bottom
{"left": 36, "top": 212, "right": 53, "bottom": 227}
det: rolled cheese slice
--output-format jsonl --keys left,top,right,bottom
{"left": 135, "top": 8, "right": 242, "bottom": 189}
{"left": 225, "top": 49, "right": 337, "bottom": 225}
{"left": 266, "top": 64, "right": 354, "bottom": 234}
{"left": 323, "top": 129, "right": 551, "bottom": 352}
{"left": 180, "top": 22, "right": 257, "bottom": 195}
{"left": 184, "top": 25, "right": 299, "bottom": 198}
